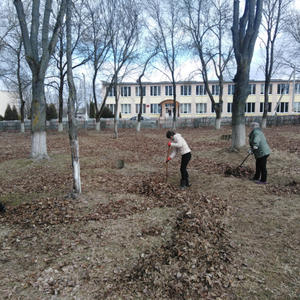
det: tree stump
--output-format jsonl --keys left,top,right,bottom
{"left": 116, "top": 159, "right": 125, "bottom": 169}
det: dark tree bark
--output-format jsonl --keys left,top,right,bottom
{"left": 231, "top": 0, "right": 263, "bottom": 149}
{"left": 14, "top": 0, "right": 66, "bottom": 159}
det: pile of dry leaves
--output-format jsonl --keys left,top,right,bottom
{"left": 96, "top": 176, "right": 234, "bottom": 299}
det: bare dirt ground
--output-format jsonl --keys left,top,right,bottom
{"left": 0, "top": 125, "right": 299, "bottom": 299}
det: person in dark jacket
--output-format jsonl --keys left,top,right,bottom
{"left": 249, "top": 122, "right": 271, "bottom": 184}
{"left": 166, "top": 130, "right": 192, "bottom": 189}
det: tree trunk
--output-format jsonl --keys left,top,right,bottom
{"left": 66, "top": 0, "right": 81, "bottom": 195}
{"left": 261, "top": 117, "right": 267, "bottom": 128}
{"left": 231, "top": 64, "right": 249, "bottom": 149}
{"left": 58, "top": 72, "right": 64, "bottom": 132}
{"left": 58, "top": 122, "right": 63, "bottom": 132}
{"left": 20, "top": 122, "right": 25, "bottom": 133}
{"left": 215, "top": 118, "right": 221, "bottom": 130}
{"left": 231, "top": 0, "right": 263, "bottom": 149}
{"left": 113, "top": 84, "right": 119, "bottom": 139}
{"left": 96, "top": 121, "right": 100, "bottom": 131}
{"left": 31, "top": 74, "right": 48, "bottom": 159}
{"left": 136, "top": 121, "right": 141, "bottom": 132}
{"left": 262, "top": 81, "right": 270, "bottom": 129}
{"left": 114, "top": 118, "right": 118, "bottom": 139}
{"left": 172, "top": 80, "right": 177, "bottom": 130}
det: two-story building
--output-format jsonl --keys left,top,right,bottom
{"left": 102, "top": 79, "right": 300, "bottom": 119}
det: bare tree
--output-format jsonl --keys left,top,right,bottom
{"left": 13, "top": 0, "right": 66, "bottom": 159}
{"left": 50, "top": 1, "right": 90, "bottom": 132}
{"left": 147, "top": 0, "right": 184, "bottom": 130}
{"left": 109, "top": 0, "right": 140, "bottom": 138}
{"left": 183, "top": 0, "right": 233, "bottom": 129}
{"left": 82, "top": 0, "right": 112, "bottom": 131}
{"left": 0, "top": 2, "right": 31, "bottom": 130}
{"left": 136, "top": 49, "right": 158, "bottom": 132}
{"left": 66, "top": 0, "right": 81, "bottom": 195}
{"left": 260, "top": 0, "right": 293, "bottom": 128}
{"left": 0, "top": 2, "right": 32, "bottom": 132}
{"left": 231, "top": 0, "right": 263, "bottom": 149}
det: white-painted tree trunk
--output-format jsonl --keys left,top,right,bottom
{"left": 31, "top": 131, "right": 48, "bottom": 159}
{"left": 20, "top": 122, "right": 25, "bottom": 133}
{"left": 114, "top": 118, "right": 118, "bottom": 138}
{"left": 261, "top": 117, "right": 267, "bottom": 129}
{"left": 73, "top": 140, "right": 81, "bottom": 194}
{"left": 96, "top": 121, "right": 100, "bottom": 131}
{"left": 215, "top": 118, "right": 221, "bottom": 130}
{"left": 58, "top": 122, "right": 63, "bottom": 132}
{"left": 136, "top": 121, "right": 141, "bottom": 132}
{"left": 231, "top": 124, "right": 246, "bottom": 149}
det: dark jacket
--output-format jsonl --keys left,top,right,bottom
{"left": 249, "top": 128, "right": 271, "bottom": 159}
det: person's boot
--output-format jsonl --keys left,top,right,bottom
{"left": 180, "top": 179, "right": 186, "bottom": 190}
{"left": 186, "top": 178, "right": 191, "bottom": 187}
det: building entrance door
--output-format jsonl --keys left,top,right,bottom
{"left": 165, "top": 103, "right": 174, "bottom": 118}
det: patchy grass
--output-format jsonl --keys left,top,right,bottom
{"left": 0, "top": 126, "right": 300, "bottom": 299}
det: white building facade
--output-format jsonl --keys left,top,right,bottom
{"left": 0, "top": 91, "right": 19, "bottom": 117}
{"left": 103, "top": 79, "right": 300, "bottom": 119}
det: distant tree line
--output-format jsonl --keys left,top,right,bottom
{"left": 0, "top": 103, "right": 58, "bottom": 121}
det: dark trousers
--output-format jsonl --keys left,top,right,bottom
{"left": 254, "top": 155, "right": 269, "bottom": 182}
{"left": 180, "top": 152, "right": 191, "bottom": 181}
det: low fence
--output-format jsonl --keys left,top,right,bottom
{"left": 0, "top": 115, "right": 299, "bottom": 132}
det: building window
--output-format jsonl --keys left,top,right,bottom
{"left": 228, "top": 84, "right": 235, "bottom": 95}
{"left": 107, "top": 104, "right": 116, "bottom": 114}
{"left": 248, "top": 84, "right": 256, "bottom": 95}
{"left": 135, "top": 86, "right": 145, "bottom": 96}
{"left": 212, "top": 85, "right": 220, "bottom": 95}
{"left": 227, "top": 103, "right": 232, "bottom": 113}
{"left": 259, "top": 102, "right": 272, "bottom": 113}
{"left": 120, "top": 86, "right": 131, "bottom": 97}
{"left": 276, "top": 102, "right": 288, "bottom": 112}
{"left": 107, "top": 87, "right": 115, "bottom": 97}
{"left": 245, "top": 102, "right": 255, "bottom": 113}
{"left": 165, "top": 85, "right": 173, "bottom": 96}
{"left": 196, "top": 85, "right": 206, "bottom": 95}
{"left": 121, "top": 104, "right": 131, "bottom": 114}
{"left": 294, "top": 102, "right": 300, "bottom": 112}
{"left": 150, "top": 103, "right": 161, "bottom": 114}
{"left": 180, "top": 103, "right": 191, "bottom": 114}
{"left": 294, "top": 83, "right": 300, "bottom": 94}
{"left": 150, "top": 86, "right": 161, "bottom": 96}
{"left": 180, "top": 85, "right": 191, "bottom": 96}
{"left": 260, "top": 83, "right": 272, "bottom": 94}
{"left": 135, "top": 104, "right": 146, "bottom": 114}
{"left": 196, "top": 103, "right": 207, "bottom": 113}
{"left": 277, "top": 83, "right": 289, "bottom": 94}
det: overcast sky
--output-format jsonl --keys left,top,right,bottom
{"left": 1, "top": 0, "right": 300, "bottom": 91}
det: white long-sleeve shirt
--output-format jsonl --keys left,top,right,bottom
{"left": 169, "top": 133, "right": 191, "bottom": 159}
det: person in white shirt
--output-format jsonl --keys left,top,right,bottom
{"left": 166, "top": 130, "right": 192, "bottom": 189}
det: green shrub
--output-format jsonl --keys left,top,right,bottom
{"left": 46, "top": 103, "right": 58, "bottom": 120}
{"left": 4, "top": 104, "right": 19, "bottom": 120}
{"left": 101, "top": 106, "right": 114, "bottom": 118}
